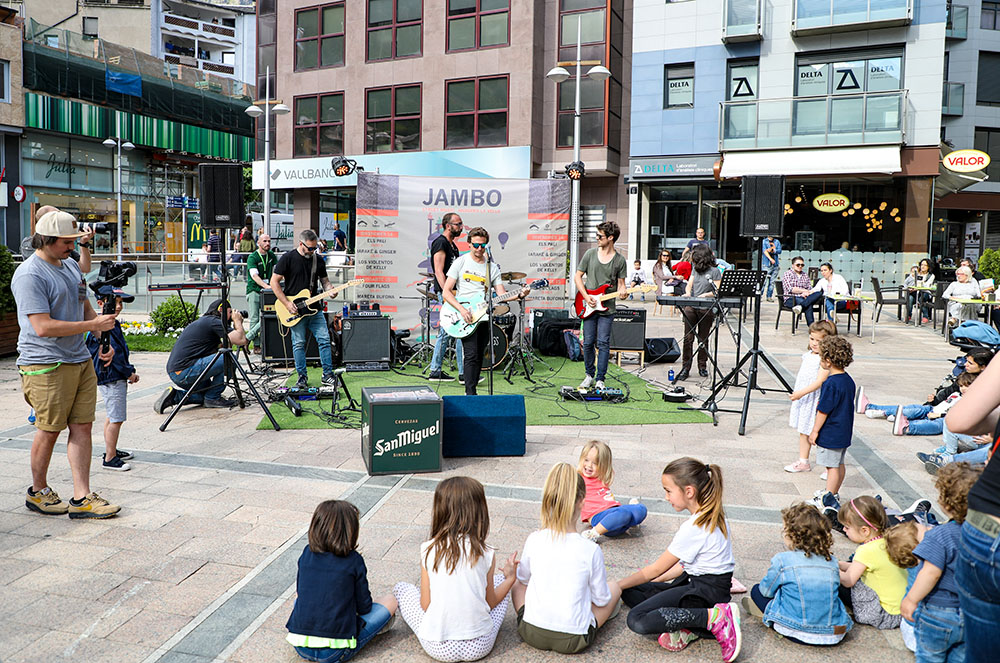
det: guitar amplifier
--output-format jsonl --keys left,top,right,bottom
{"left": 610, "top": 307, "right": 647, "bottom": 352}
{"left": 342, "top": 317, "right": 391, "bottom": 367}
{"left": 260, "top": 313, "right": 325, "bottom": 363}
{"left": 261, "top": 290, "right": 277, "bottom": 313}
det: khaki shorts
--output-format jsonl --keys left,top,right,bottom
{"left": 516, "top": 606, "right": 596, "bottom": 654}
{"left": 21, "top": 361, "right": 98, "bottom": 432}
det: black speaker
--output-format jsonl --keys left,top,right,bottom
{"left": 610, "top": 308, "right": 646, "bottom": 352}
{"left": 442, "top": 395, "right": 526, "bottom": 457}
{"left": 531, "top": 308, "right": 570, "bottom": 349}
{"left": 342, "top": 316, "right": 391, "bottom": 363}
{"left": 645, "top": 337, "right": 681, "bottom": 363}
{"left": 260, "top": 314, "right": 323, "bottom": 363}
{"left": 739, "top": 175, "right": 785, "bottom": 238}
{"left": 198, "top": 163, "right": 245, "bottom": 229}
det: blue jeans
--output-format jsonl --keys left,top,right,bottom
{"left": 914, "top": 603, "right": 965, "bottom": 663}
{"left": 783, "top": 291, "right": 824, "bottom": 325}
{"left": 589, "top": 503, "right": 648, "bottom": 537}
{"left": 825, "top": 299, "right": 849, "bottom": 319}
{"left": 290, "top": 311, "right": 334, "bottom": 378}
{"left": 170, "top": 354, "right": 227, "bottom": 404}
{"left": 958, "top": 520, "right": 1000, "bottom": 663}
{"left": 907, "top": 418, "right": 945, "bottom": 436}
{"left": 766, "top": 262, "right": 780, "bottom": 298}
{"left": 943, "top": 422, "right": 979, "bottom": 454}
{"left": 429, "top": 296, "right": 463, "bottom": 373}
{"left": 582, "top": 313, "right": 613, "bottom": 381}
{"left": 943, "top": 446, "right": 990, "bottom": 466}
{"left": 293, "top": 603, "right": 392, "bottom": 663}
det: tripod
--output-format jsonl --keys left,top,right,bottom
{"left": 399, "top": 289, "right": 436, "bottom": 370}
{"left": 328, "top": 368, "right": 359, "bottom": 418}
{"left": 160, "top": 234, "right": 281, "bottom": 432}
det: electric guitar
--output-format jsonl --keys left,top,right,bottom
{"left": 440, "top": 279, "right": 550, "bottom": 338}
{"left": 574, "top": 283, "right": 657, "bottom": 318}
{"left": 275, "top": 279, "right": 364, "bottom": 328}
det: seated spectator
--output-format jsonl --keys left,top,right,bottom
{"left": 917, "top": 434, "right": 993, "bottom": 474}
{"left": 628, "top": 260, "right": 649, "bottom": 301}
{"left": 781, "top": 256, "right": 824, "bottom": 325}
{"left": 652, "top": 249, "right": 683, "bottom": 296}
{"left": 943, "top": 266, "right": 982, "bottom": 326}
{"left": 811, "top": 262, "right": 850, "bottom": 320}
{"left": 905, "top": 259, "right": 936, "bottom": 324}
{"left": 672, "top": 247, "right": 693, "bottom": 283}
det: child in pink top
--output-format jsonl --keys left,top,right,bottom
{"left": 578, "top": 441, "right": 647, "bottom": 542}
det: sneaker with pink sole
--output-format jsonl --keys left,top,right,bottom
{"left": 783, "top": 459, "right": 811, "bottom": 473}
{"left": 892, "top": 405, "right": 908, "bottom": 436}
{"left": 658, "top": 629, "right": 699, "bottom": 652}
{"left": 854, "top": 386, "right": 869, "bottom": 414}
{"left": 708, "top": 602, "right": 742, "bottom": 662}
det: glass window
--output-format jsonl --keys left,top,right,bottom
{"left": 447, "top": 0, "right": 509, "bottom": 52}
{"left": 977, "top": 52, "right": 1000, "bottom": 105}
{"left": 866, "top": 56, "right": 902, "bottom": 91}
{"left": 975, "top": 128, "right": 1000, "bottom": 181}
{"left": 831, "top": 60, "right": 865, "bottom": 94}
{"left": 664, "top": 63, "right": 694, "bottom": 108}
{"left": 983, "top": 1, "right": 999, "bottom": 29}
{"left": 557, "top": 110, "right": 604, "bottom": 147}
{"left": 367, "top": 0, "right": 422, "bottom": 60}
{"left": 366, "top": 85, "right": 421, "bottom": 152}
{"left": 445, "top": 76, "right": 509, "bottom": 149}
{"left": 295, "top": 3, "right": 345, "bottom": 70}
{"left": 560, "top": 9, "right": 605, "bottom": 46}
{"left": 558, "top": 78, "right": 605, "bottom": 111}
{"left": 727, "top": 61, "right": 758, "bottom": 100}
{"left": 795, "top": 52, "right": 903, "bottom": 96}
{"left": 294, "top": 93, "right": 345, "bottom": 156}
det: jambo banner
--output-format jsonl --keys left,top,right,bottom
{"left": 354, "top": 172, "right": 571, "bottom": 338}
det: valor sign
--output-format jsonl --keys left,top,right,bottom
{"left": 813, "top": 193, "right": 850, "bottom": 213}
{"left": 943, "top": 149, "right": 991, "bottom": 173}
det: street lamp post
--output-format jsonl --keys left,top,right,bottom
{"left": 245, "top": 66, "right": 289, "bottom": 237}
{"left": 103, "top": 136, "right": 135, "bottom": 261}
{"left": 546, "top": 17, "right": 610, "bottom": 302}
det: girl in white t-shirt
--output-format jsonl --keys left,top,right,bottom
{"left": 511, "top": 462, "right": 622, "bottom": 654}
{"left": 617, "top": 457, "right": 742, "bottom": 663}
{"left": 392, "top": 476, "right": 518, "bottom": 662}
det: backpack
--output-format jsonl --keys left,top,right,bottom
{"left": 563, "top": 329, "right": 582, "bottom": 361}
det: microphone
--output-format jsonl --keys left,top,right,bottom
{"left": 484, "top": 244, "right": 493, "bottom": 260}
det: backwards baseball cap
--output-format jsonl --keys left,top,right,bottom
{"left": 94, "top": 285, "right": 136, "bottom": 303}
{"left": 36, "top": 211, "right": 88, "bottom": 239}
{"left": 207, "top": 298, "right": 232, "bottom": 315}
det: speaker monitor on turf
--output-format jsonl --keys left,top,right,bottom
{"left": 739, "top": 175, "right": 785, "bottom": 238}
{"left": 645, "top": 337, "right": 681, "bottom": 363}
{"left": 342, "top": 317, "right": 391, "bottom": 363}
{"left": 198, "top": 163, "right": 245, "bottom": 229}
{"left": 441, "top": 395, "right": 526, "bottom": 457}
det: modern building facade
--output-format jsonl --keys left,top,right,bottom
{"left": 151, "top": 0, "right": 256, "bottom": 85}
{"left": 251, "top": 0, "right": 632, "bottom": 254}
{"left": 0, "top": 0, "right": 153, "bottom": 54}
{"left": 627, "top": 0, "right": 957, "bottom": 273}
{"left": 0, "top": 6, "right": 23, "bottom": 249}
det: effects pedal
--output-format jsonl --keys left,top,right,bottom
{"left": 345, "top": 361, "right": 390, "bottom": 372}
{"left": 559, "top": 386, "right": 627, "bottom": 403}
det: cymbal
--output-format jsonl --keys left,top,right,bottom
{"left": 419, "top": 272, "right": 435, "bottom": 279}
{"left": 501, "top": 271, "right": 527, "bottom": 281}
{"left": 415, "top": 286, "right": 435, "bottom": 298}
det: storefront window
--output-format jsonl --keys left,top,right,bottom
{"left": 781, "top": 181, "right": 906, "bottom": 253}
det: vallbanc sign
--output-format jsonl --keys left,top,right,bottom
{"left": 943, "top": 149, "right": 991, "bottom": 173}
{"left": 813, "top": 193, "right": 850, "bottom": 213}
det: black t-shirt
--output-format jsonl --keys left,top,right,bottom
{"left": 274, "top": 249, "right": 328, "bottom": 297}
{"left": 430, "top": 234, "right": 460, "bottom": 292}
{"left": 967, "top": 421, "right": 1000, "bottom": 518}
{"left": 166, "top": 315, "right": 228, "bottom": 373}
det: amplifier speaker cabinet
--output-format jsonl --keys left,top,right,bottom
{"left": 343, "top": 316, "right": 391, "bottom": 364}
{"left": 260, "top": 313, "right": 323, "bottom": 364}
{"left": 645, "top": 337, "right": 681, "bottom": 363}
{"left": 740, "top": 175, "right": 785, "bottom": 238}
{"left": 198, "top": 163, "right": 245, "bottom": 229}
{"left": 610, "top": 307, "right": 647, "bottom": 352}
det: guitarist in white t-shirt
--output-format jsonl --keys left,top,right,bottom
{"left": 573, "top": 221, "right": 627, "bottom": 391}
{"left": 442, "top": 226, "right": 524, "bottom": 395}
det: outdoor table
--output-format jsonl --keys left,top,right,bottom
{"left": 907, "top": 285, "right": 936, "bottom": 326}
{"left": 826, "top": 293, "right": 875, "bottom": 341}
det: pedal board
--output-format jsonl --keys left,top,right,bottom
{"left": 345, "top": 361, "right": 390, "bottom": 372}
{"left": 559, "top": 386, "right": 627, "bottom": 403}
{"left": 271, "top": 386, "right": 339, "bottom": 401}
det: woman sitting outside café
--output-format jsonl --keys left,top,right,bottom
{"left": 943, "top": 266, "right": 982, "bottom": 328}
{"left": 810, "top": 262, "right": 851, "bottom": 321}
{"left": 906, "top": 258, "right": 936, "bottom": 324}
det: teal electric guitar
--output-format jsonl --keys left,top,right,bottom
{"left": 440, "top": 279, "right": 550, "bottom": 338}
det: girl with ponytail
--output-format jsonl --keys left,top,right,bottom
{"left": 617, "top": 458, "right": 742, "bottom": 662}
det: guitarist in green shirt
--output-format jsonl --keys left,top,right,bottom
{"left": 245, "top": 234, "right": 276, "bottom": 352}
{"left": 573, "top": 221, "right": 627, "bottom": 391}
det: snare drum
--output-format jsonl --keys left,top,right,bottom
{"left": 492, "top": 314, "right": 517, "bottom": 329}
{"left": 491, "top": 303, "right": 511, "bottom": 317}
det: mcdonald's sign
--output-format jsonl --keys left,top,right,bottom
{"left": 188, "top": 218, "right": 207, "bottom": 249}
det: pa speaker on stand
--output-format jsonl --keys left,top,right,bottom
{"left": 739, "top": 175, "right": 785, "bottom": 238}
{"left": 198, "top": 163, "right": 245, "bottom": 229}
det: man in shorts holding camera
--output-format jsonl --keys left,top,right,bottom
{"left": 11, "top": 211, "right": 121, "bottom": 519}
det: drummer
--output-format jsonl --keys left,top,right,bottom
{"left": 428, "top": 213, "right": 465, "bottom": 382}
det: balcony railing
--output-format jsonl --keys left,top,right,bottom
{"left": 162, "top": 12, "right": 237, "bottom": 42}
{"left": 943, "top": 81, "right": 965, "bottom": 116}
{"left": 722, "top": 0, "right": 762, "bottom": 42}
{"left": 946, "top": 4, "right": 968, "bottom": 39}
{"left": 720, "top": 90, "right": 908, "bottom": 150}
{"left": 791, "top": 0, "right": 912, "bottom": 36}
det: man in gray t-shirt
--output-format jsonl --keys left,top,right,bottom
{"left": 12, "top": 211, "right": 121, "bottom": 520}
{"left": 573, "top": 221, "right": 627, "bottom": 390}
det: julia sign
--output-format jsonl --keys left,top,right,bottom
{"left": 943, "top": 149, "right": 991, "bottom": 173}
{"left": 813, "top": 193, "right": 850, "bottom": 213}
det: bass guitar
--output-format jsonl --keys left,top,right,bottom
{"left": 275, "top": 279, "right": 364, "bottom": 328}
{"left": 440, "top": 279, "right": 550, "bottom": 338}
{"left": 574, "top": 283, "right": 657, "bottom": 318}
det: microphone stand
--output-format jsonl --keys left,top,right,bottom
{"left": 485, "top": 245, "right": 495, "bottom": 396}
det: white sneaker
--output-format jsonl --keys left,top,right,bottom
{"left": 792, "top": 305, "right": 803, "bottom": 315}
{"left": 629, "top": 497, "right": 640, "bottom": 505}
{"left": 581, "top": 528, "right": 602, "bottom": 543}
{"left": 887, "top": 415, "right": 895, "bottom": 422}
{"left": 579, "top": 375, "right": 594, "bottom": 390}
{"left": 820, "top": 470, "right": 828, "bottom": 480}
{"left": 595, "top": 380, "right": 606, "bottom": 390}
{"left": 865, "top": 409, "right": 887, "bottom": 419}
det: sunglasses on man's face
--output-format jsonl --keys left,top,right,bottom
{"left": 794, "top": 263, "right": 804, "bottom": 267}
{"left": 302, "top": 243, "right": 318, "bottom": 251}
{"left": 470, "top": 242, "right": 487, "bottom": 249}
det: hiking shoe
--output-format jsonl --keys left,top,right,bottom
{"left": 102, "top": 455, "right": 131, "bottom": 471}
{"left": 153, "top": 387, "right": 178, "bottom": 414}
{"left": 67, "top": 492, "right": 120, "bottom": 520}
{"left": 784, "top": 460, "right": 811, "bottom": 473}
{"left": 658, "top": 629, "right": 699, "bottom": 652}
{"left": 740, "top": 596, "right": 763, "bottom": 619}
{"left": 204, "top": 397, "right": 236, "bottom": 409}
{"left": 427, "top": 370, "right": 454, "bottom": 382}
{"left": 581, "top": 528, "right": 602, "bottom": 543}
{"left": 708, "top": 602, "right": 742, "bottom": 663}
{"left": 865, "top": 409, "right": 887, "bottom": 419}
{"left": 295, "top": 375, "right": 309, "bottom": 390}
{"left": 579, "top": 375, "right": 594, "bottom": 390}
{"left": 854, "top": 386, "right": 869, "bottom": 414}
{"left": 115, "top": 449, "right": 134, "bottom": 461}
{"left": 25, "top": 486, "right": 68, "bottom": 515}
{"left": 321, "top": 373, "right": 337, "bottom": 387}
{"left": 892, "top": 406, "right": 908, "bottom": 435}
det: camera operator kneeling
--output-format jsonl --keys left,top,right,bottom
{"left": 154, "top": 299, "right": 247, "bottom": 413}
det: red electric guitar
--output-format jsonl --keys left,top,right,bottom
{"left": 574, "top": 284, "right": 657, "bottom": 318}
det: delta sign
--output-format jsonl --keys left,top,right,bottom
{"left": 813, "top": 193, "right": 850, "bottom": 213}
{"left": 943, "top": 149, "right": 991, "bottom": 173}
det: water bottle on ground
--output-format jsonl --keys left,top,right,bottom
{"left": 668, "top": 369, "right": 675, "bottom": 383}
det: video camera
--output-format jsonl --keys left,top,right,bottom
{"left": 80, "top": 222, "right": 113, "bottom": 235}
{"left": 89, "top": 260, "right": 138, "bottom": 353}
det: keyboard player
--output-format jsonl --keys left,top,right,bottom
{"left": 677, "top": 244, "right": 722, "bottom": 381}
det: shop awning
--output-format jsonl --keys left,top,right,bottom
{"left": 935, "top": 143, "right": 988, "bottom": 198}
{"left": 719, "top": 146, "right": 901, "bottom": 178}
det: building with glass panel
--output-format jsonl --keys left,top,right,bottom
{"left": 626, "top": 0, "right": 987, "bottom": 278}
{"left": 252, "top": 0, "right": 631, "bottom": 255}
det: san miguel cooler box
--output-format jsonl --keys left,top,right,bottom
{"left": 361, "top": 386, "right": 443, "bottom": 475}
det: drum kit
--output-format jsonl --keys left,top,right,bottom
{"left": 406, "top": 269, "right": 546, "bottom": 381}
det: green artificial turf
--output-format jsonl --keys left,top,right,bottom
{"left": 258, "top": 358, "right": 711, "bottom": 430}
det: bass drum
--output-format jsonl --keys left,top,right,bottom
{"left": 485, "top": 323, "right": 509, "bottom": 369}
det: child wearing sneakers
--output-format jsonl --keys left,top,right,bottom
{"left": 889, "top": 371, "right": 976, "bottom": 438}
{"left": 785, "top": 320, "right": 837, "bottom": 474}
{"left": 808, "top": 335, "right": 855, "bottom": 508}
{"left": 885, "top": 520, "right": 923, "bottom": 652}
{"left": 85, "top": 286, "right": 138, "bottom": 471}
{"left": 577, "top": 440, "right": 647, "bottom": 542}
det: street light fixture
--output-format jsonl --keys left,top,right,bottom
{"left": 245, "top": 66, "right": 289, "bottom": 237}
{"left": 546, "top": 16, "right": 612, "bottom": 301}
{"left": 103, "top": 136, "right": 135, "bottom": 261}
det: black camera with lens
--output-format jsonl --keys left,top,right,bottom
{"left": 89, "top": 260, "right": 138, "bottom": 352}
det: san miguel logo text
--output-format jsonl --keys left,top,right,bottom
{"left": 373, "top": 421, "right": 440, "bottom": 456}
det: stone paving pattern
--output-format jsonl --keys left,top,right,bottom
{"left": 0, "top": 300, "right": 954, "bottom": 662}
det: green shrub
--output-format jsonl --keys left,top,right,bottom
{"left": 979, "top": 248, "right": 1000, "bottom": 282}
{"left": 150, "top": 296, "right": 197, "bottom": 333}
{"left": 0, "top": 244, "right": 14, "bottom": 317}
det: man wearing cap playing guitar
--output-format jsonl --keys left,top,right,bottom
{"left": 574, "top": 221, "right": 627, "bottom": 391}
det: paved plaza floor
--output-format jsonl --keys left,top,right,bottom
{"left": 0, "top": 300, "right": 956, "bottom": 663}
